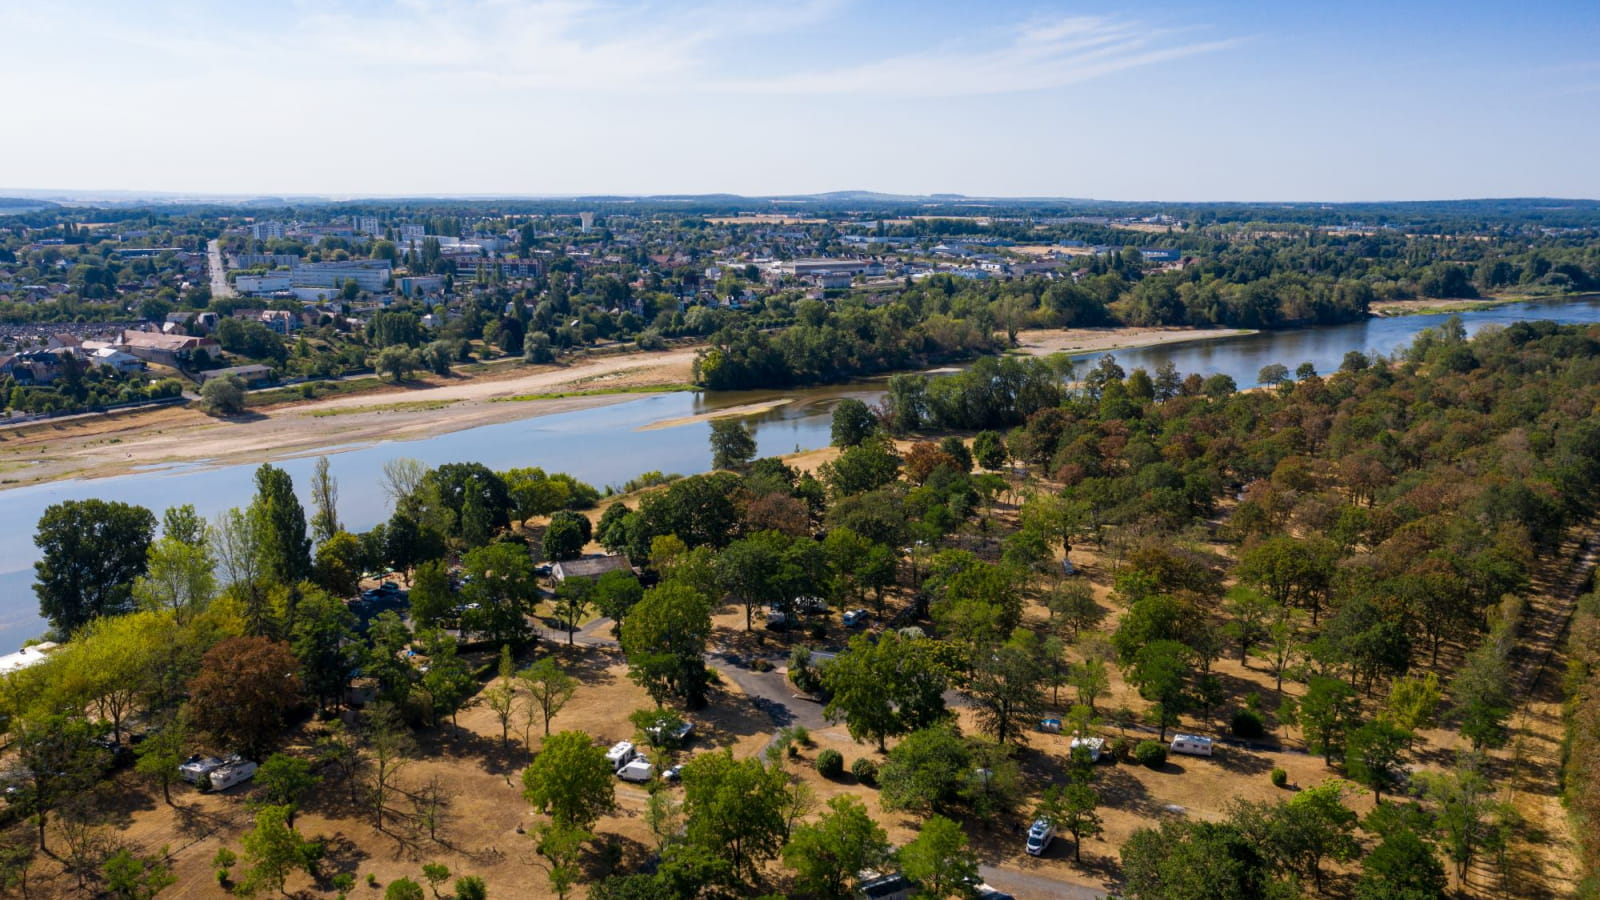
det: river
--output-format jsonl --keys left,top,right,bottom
{"left": 3, "top": 296, "right": 1599, "bottom": 650}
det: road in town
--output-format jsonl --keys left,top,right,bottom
{"left": 206, "top": 238, "right": 234, "bottom": 298}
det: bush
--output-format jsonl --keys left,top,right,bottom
{"left": 1134, "top": 741, "right": 1168, "bottom": 768}
{"left": 1270, "top": 767, "right": 1288, "bottom": 788}
{"left": 455, "top": 876, "right": 488, "bottom": 900}
{"left": 815, "top": 748, "right": 844, "bottom": 778}
{"left": 852, "top": 757, "right": 879, "bottom": 785}
{"left": 1231, "top": 708, "right": 1266, "bottom": 739}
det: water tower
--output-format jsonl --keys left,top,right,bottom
{"left": 579, "top": 212, "right": 594, "bottom": 234}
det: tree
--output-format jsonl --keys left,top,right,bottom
{"left": 454, "top": 875, "right": 488, "bottom": 900}
{"left": 1257, "top": 363, "right": 1290, "bottom": 387}
{"left": 1121, "top": 819, "right": 1274, "bottom": 900}
{"left": 550, "top": 579, "right": 592, "bottom": 646}
{"left": 964, "top": 629, "right": 1047, "bottom": 745}
{"left": 1354, "top": 827, "right": 1446, "bottom": 900}
{"left": 592, "top": 569, "right": 644, "bottom": 629}
{"left": 309, "top": 455, "right": 341, "bottom": 544}
{"left": 680, "top": 750, "right": 792, "bottom": 885}
{"left": 1127, "top": 640, "right": 1191, "bottom": 741}
{"left": 519, "top": 657, "right": 580, "bottom": 742}
{"left": 386, "top": 878, "right": 426, "bottom": 900}
{"left": 1262, "top": 781, "right": 1360, "bottom": 892}
{"left": 56, "top": 610, "right": 164, "bottom": 742}
{"left": 250, "top": 464, "right": 312, "bottom": 587}
{"left": 1072, "top": 657, "right": 1110, "bottom": 712}
{"left": 542, "top": 510, "right": 590, "bottom": 561}
{"left": 133, "top": 535, "right": 216, "bottom": 625}
{"left": 237, "top": 805, "right": 320, "bottom": 896}
{"left": 830, "top": 398, "right": 879, "bottom": 448}
{"left": 313, "top": 531, "right": 363, "bottom": 597}
{"left": 709, "top": 418, "right": 757, "bottom": 470}
{"left": 1295, "top": 676, "right": 1358, "bottom": 765}
{"left": 483, "top": 645, "right": 520, "bottom": 748}
{"left": 716, "top": 529, "right": 818, "bottom": 631}
{"left": 819, "top": 438, "right": 902, "bottom": 497}
{"left": 11, "top": 715, "right": 108, "bottom": 850}
{"left": 408, "top": 559, "right": 456, "bottom": 630}
{"left": 973, "top": 430, "right": 1006, "bottom": 469}
{"left": 1415, "top": 761, "right": 1497, "bottom": 884}
{"left": 822, "top": 632, "right": 951, "bottom": 751}
{"left": 619, "top": 583, "right": 714, "bottom": 708}
{"left": 460, "top": 542, "right": 539, "bottom": 646}
{"left": 522, "top": 730, "right": 616, "bottom": 831}
{"left": 187, "top": 636, "right": 303, "bottom": 759}
{"left": 377, "top": 345, "right": 419, "bottom": 382}
{"left": 782, "top": 795, "right": 891, "bottom": 900}
{"left": 1043, "top": 580, "right": 1104, "bottom": 640}
{"left": 162, "top": 503, "right": 207, "bottom": 546}
{"left": 199, "top": 375, "right": 246, "bottom": 416}
{"left": 1345, "top": 720, "right": 1411, "bottom": 803}
{"left": 898, "top": 815, "right": 978, "bottom": 900}
{"left": 364, "top": 701, "right": 416, "bottom": 830}
{"left": 33, "top": 498, "right": 156, "bottom": 633}
{"left": 293, "top": 587, "right": 359, "bottom": 711}
{"left": 878, "top": 724, "right": 972, "bottom": 815}
{"left": 534, "top": 822, "right": 590, "bottom": 900}
{"left": 134, "top": 715, "right": 188, "bottom": 806}
{"left": 1383, "top": 673, "right": 1442, "bottom": 737}
{"left": 253, "top": 753, "right": 321, "bottom": 828}
{"left": 420, "top": 630, "right": 478, "bottom": 727}
{"left": 1036, "top": 782, "right": 1102, "bottom": 863}
{"left": 101, "top": 845, "right": 176, "bottom": 900}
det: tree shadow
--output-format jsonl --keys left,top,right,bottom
{"left": 1212, "top": 746, "right": 1274, "bottom": 777}
{"left": 1095, "top": 767, "right": 1162, "bottom": 818}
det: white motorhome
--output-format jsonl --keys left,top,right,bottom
{"left": 206, "top": 759, "right": 259, "bottom": 791}
{"left": 617, "top": 757, "right": 655, "bottom": 783}
{"left": 1069, "top": 736, "right": 1105, "bottom": 762}
{"left": 178, "top": 755, "right": 224, "bottom": 784}
{"left": 606, "top": 741, "right": 636, "bottom": 771}
{"left": 1169, "top": 734, "right": 1214, "bottom": 757}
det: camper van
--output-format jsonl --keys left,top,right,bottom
{"left": 178, "top": 755, "right": 225, "bottom": 784}
{"left": 1069, "top": 736, "right": 1105, "bottom": 762}
{"left": 617, "top": 757, "right": 655, "bottom": 783}
{"left": 606, "top": 741, "right": 637, "bottom": 771}
{"left": 1169, "top": 734, "right": 1214, "bottom": 757}
{"left": 206, "top": 759, "right": 259, "bottom": 791}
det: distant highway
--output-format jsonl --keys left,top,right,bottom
{"left": 207, "top": 238, "right": 234, "bottom": 298}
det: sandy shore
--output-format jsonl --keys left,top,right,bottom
{"left": 0, "top": 325, "right": 1244, "bottom": 489}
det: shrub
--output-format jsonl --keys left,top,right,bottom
{"left": 1270, "top": 767, "right": 1288, "bottom": 788}
{"left": 455, "top": 876, "right": 488, "bottom": 900}
{"left": 852, "top": 757, "right": 879, "bottom": 786}
{"left": 1134, "top": 741, "right": 1168, "bottom": 768}
{"left": 750, "top": 658, "right": 774, "bottom": 673}
{"left": 791, "top": 725, "right": 812, "bottom": 746}
{"left": 815, "top": 748, "right": 844, "bottom": 778}
{"left": 1231, "top": 708, "right": 1266, "bottom": 738}
{"left": 367, "top": 873, "right": 380, "bottom": 887}
{"left": 331, "top": 873, "right": 356, "bottom": 891}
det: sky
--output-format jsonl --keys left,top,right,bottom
{"left": 1, "top": 0, "right": 1597, "bottom": 201}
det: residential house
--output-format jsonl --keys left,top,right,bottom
{"left": 119, "top": 331, "right": 219, "bottom": 368}
{"left": 551, "top": 555, "right": 634, "bottom": 584}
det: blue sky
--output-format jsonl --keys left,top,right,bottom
{"left": 1, "top": 0, "right": 1596, "bottom": 200}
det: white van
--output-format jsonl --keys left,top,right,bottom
{"left": 178, "top": 755, "right": 224, "bottom": 784}
{"left": 207, "top": 759, "right": 259, "bottom": 791}
{"left": 1169, "top": 734, "right": 1214, "bottom": 757}
{"left": 606, "top": 741, "right": 636, "bottom": 771}
{"left": 617, "top": 757, "right": 655, "bottom": 783}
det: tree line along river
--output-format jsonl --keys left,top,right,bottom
{"left": 2, "top": 296, "right": 1600, "bottom": 651}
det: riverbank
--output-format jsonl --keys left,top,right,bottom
{"left": 1370, "top": 291, "right": 1600, "bottom": 317}
{"left": 0, "top": 324, "right": 1254, "bottom": 490}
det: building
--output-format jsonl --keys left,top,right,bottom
{"left": 774, "top": 258, "right": 878, "bottom": 278}
{"left": 395, "top": 224, "right": 425, "bottom": 244}
{"left": 1139, "top": 248, "right": 1182, "bottom": 262}
{"left": 396, "top": 275, "right": 445, "bottom": 298}
{"left": 235, "top": 272, "right": 293, "bottom": 295}
{"left": 290, "top": 260, "right": 392, "bottom": 293}
{"left": 90, "top": 347, "right": 146, "bottom": 374}
{"left": 357, "top": 216, "right": 381, "bottom": 237}
{"left": 250, "top": 221, "right": 285, "bottom": 241}
{"left": 119, "top": 331, "right": 219, "bottom": 367}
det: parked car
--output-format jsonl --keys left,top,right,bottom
{"left": 617, "top": 757, "right": 655, "bottom": 783}
{"left": 842, "top": 608, "right": 870, "bottom": 628}
{"left": 646, "top": 718, "right": 694, "bottom": 746}
{"left": 661, "top": 764, "right": 684, "bottom": 782}
{"left": 764, "top": 610, "right": 790, "bottom": 630}
{"left": 1038, "top": 718, "right": 1062, "bottom": 734}
{"left": 1169, "top": 734, "right": 1214, "bottom": 757}
{"left": 1025, "top": 818, "right": 1055, "bottom": 856}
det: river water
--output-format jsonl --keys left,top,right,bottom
{"left": 4, "top": 296, "right": 1599, "bottom": 650}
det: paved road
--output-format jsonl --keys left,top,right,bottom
{"left": 979, "top": 864, "right": 1109, "bottom": 900}
{"left": 207, "top": 239, "right": 234, "bottom": 299}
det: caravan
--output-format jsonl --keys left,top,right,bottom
{"left": 206, "top": 759, "right": 259, "bottom": 791}
{"left": 1169, "top": 734, "right": 1214, "bottom": 757}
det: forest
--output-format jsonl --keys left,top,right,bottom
{"left": 1, "top": 319, "right": 1599, "bottom": 898}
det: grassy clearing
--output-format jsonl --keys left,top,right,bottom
{"left": 245, "top": 377, "right": 388, "bottom": 407}
{"left": 491, "top": 383, "right": 696, "bottom": 402}
{"left": 307, "top": 399, "right": 460, "bottom": 417}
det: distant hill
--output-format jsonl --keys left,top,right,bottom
{"left": 0, "top": 197, "right": 58, "bottom": 212}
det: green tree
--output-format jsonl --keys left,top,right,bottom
{"left": 973, "top": 430, "right": 1006, "bottom": 469}
{"left": 879, "top": 724, "right": 971, "bottom": 816}
{"left": 1296, "top": 676, "right": 1359, "bottom": 764}
{"left": 460, "top": 542, "right": 539, "bottom": 646}
{"left": 680, "top": 750, "right": 792, "bottom": 886}
{"left": 1354, "top": 827, "right": 1446, "bottom": 900}
{"left": 1346, "top": 720, "right": 1411, "bottom": 803}
{"left": 309, "top": 455, "right": 341, "bottom": 544}
{"left": 199, "top": 375, "right": 246, "bottom": 416}
{"left": 619, "top": 582, "right": 714, "bottom": 708}
{"left": 11, "top": 714, "right": 109, "bottom": 850}
{"left": 1121, "top": 819, "right": 1274, "bottom": 900}
{"left": 533, "top": 822, "right": 589, "bottom": 900}
{"left": 483, "top": 645, "right": 520, "bottom": 748}
{"left": 33, "top": 498, "right": 157, "bottom": 633}
{"left": 819, "top": 438, "right": 902, "bottom": 497}
{"left": 237, "top": 804, "right": 319, "bottom": 896}
{"left": 293, "top": 587, "right": 359, "bottom": 711}
{"left": 964, "top": 629, "right": 1047, "bottom": 745}
{"left": 830, "top": 398, "right": 879, "bottom": 448}
{"left": 1383, "top": 673, "right": 1442, "bottom": 737}
{"left": 252, "top": 753, "right": 321, "bottom": 828}
{"left": 419, "top": 630, "right": 478, "bottom": 727}
{"left": 709, "top": 418, "right": 757, "bottom": 470}
{"left": 454, "top": 875, "right": 488, "bottom": 900}
{"left": 519, "top": 657, "right": 580, "bottom": 742}
{"left": 1036, "top": 782, "right": 1102, "bottom": 863}
{"left": 822, "top": 631, "right": 950, "bottom": 751}
{"left": 250, "top": 464, "right": 312, "bottom": 587}
{"left": 312, "top": 531, "right": 364, "bottom": 597}
{"left": 409, "top": 560, "right": 455, "bottom": 629}
{"left": 132, "top": 535, "right": 216, "bottom": 625}
{"left": 1127, "top": 640, "right": 1191, "bottom": 741}
{"left": 522, "top": 731, "right": 616, "bottom": 831}
{"left": 377, "top": 345, "right": 419, "bottom": 382}
{"left": 134, "top": 715, "right": 188, "bottom": 806}
{"left": 782, "top": 796, "right": 892, "bottom": 900}
{"left": 101, "top": 846, "right": 176, "bottom": 900}
{"left": 543, "top": 510, "right": 590, "bottom": 562}
{"left": 550, "top": 578, "right": 592, "bottom": 646}
{"left": 1262, "top": 781, "right": 1360, "bottom": 892}
{"left": 592, "top": 569, "right": 644, "bottom": 629}
{"left": 898, "top": 814, "right": 978, "bottom": 900}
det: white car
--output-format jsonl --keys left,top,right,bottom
{"left": 1025, "top": 818, "right": 1054, "bottom": 856}
{"left": 842, "top": 609, "right": 870, "bottom": 628}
